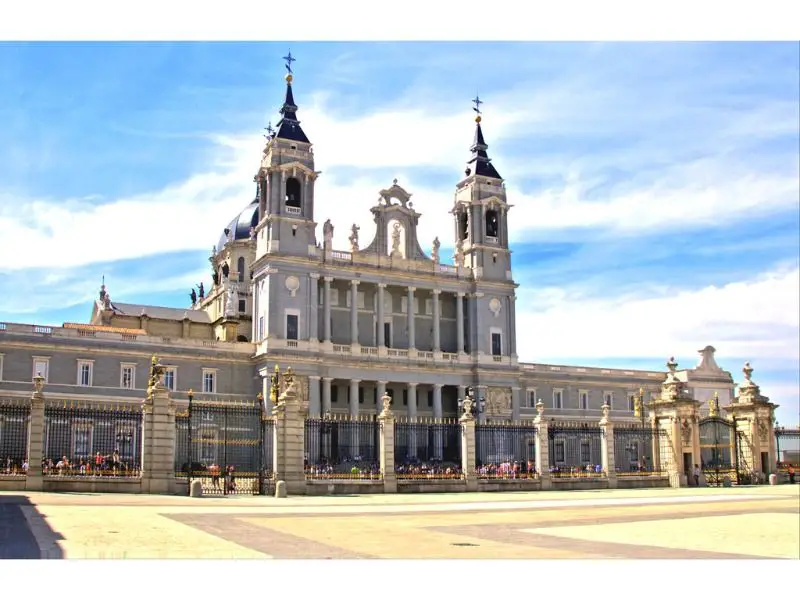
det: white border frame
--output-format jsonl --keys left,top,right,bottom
{"left": 120, "top": 363, "right": 136, "bottom": 389}
{"left": 489, "top": 326, "right": 503, "bottom": 356}
{"left": 202, "top": 368, "right": 218, "bottom": 394}
{"left": 77, "top": 359, "right": 94, "bottom": 387}
{"left": 579, "top": 389, "right": 589, "bottom": 410}
{"left": 553, "top": 388, "right": 564, "bottom": 410}
{"left": 32, "top": 356, "right": 50, "bottom": 382}
{"left": 284, "top": 308, "right": 301, "bottom": 340}
{"left": 526, "top": 387, "right": 537, "bottom": 408}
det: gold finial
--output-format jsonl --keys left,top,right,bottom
{"left": 475, "top": 115, "right": 482, "bottom": 123}
{"left": 285, "top": 73, "right": 293, "bottom": 83}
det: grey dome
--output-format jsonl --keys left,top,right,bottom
{"left": 218, "top": 198, "right": 259, "bottom": 249}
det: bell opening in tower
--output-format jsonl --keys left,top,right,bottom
{"left": 285, "top": 177, "right": 302, "bottom": 210}
{"left": 458, "top": 213, "right": 469, "bottom": 241}
{"left": 485, "top": 209, "right": 499, "bottom": 239}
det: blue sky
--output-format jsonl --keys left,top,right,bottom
{"left": 0, "top": 42, "right": 797, "bottom": 423}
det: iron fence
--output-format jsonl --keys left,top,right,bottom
{"left": 43, "top": 401, "right": 143, "bottom": 477}
{"left": 395, "top": 418, "right": 463, "bottom": 480}
{"left": 776, "top": 428, "right": 800, "bottom": 475}
{"left": 305, "top": 415, "right": 381, "bottom": 480}
{"left": 613, "top": 425, "right": 667, "bottom": 476}
{"left": 0, "top": 400, "right": 30, "bottom": 475}
{"left": 548, "top": 422, "right": 604, "bottom": 477}
{"left": 475, "top": 422, "right": 538, "bottom": 479}
{"left": 174, "top": 399, "right": 265, "bottom": 496}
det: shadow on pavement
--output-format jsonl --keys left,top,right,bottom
{"left": 0, "top": 495, "right": 64, "bottom": 559}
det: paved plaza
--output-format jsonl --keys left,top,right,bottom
{"left": 1, "top": 486, "right": 798, "bottom": 559}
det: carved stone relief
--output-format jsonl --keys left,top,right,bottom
{"left": 486, "top": 387, "right": 512, "bottom": 417}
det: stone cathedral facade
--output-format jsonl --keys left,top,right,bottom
{"left": 0, "top": 60, "right": 748, "bottom": 422}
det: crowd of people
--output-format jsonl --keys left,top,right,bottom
{"left": 41, "top": 451, "right": 139, "bottom": 476}
{"left": 395, "top": 461, "right": 463, "bottom": 478}
{"left": 3, "top": 457, "right": 28, "bottom": 475}
{"left": 304, "top": 458, "right": 381, "bottom": 478}
{"left": 475, "top": 460, "right": 537, "bottom": 479}
{"left": 550, "top": 464, "right": 605, "bottom": 477}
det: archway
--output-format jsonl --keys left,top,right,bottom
{"left": 698, "top": 417, "right": 745, "bottom": 485}
{"left": 285, "top": 177, "right": 302, "bottom": 209}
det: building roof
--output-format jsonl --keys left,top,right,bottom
{"left": 275, "top": 73, "right": 310, "bottom": 144}
{"left": 109, "top": 302, "right": 212, "bottom": 324}
{"left": 466, "top": 119, "right": 502, "bottom": 180}
{"left": 217, "top": 197, "right": 259, "bottom": 250}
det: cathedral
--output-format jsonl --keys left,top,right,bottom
{"left": 0, "top": 56, "right": 743, "bottom": 422}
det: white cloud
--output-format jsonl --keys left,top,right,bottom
{"left": 516, "top": 266, "right": 800, "bottom": 363}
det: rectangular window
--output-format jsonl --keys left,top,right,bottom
{"left": 628, "top": 394, "right": 636, "bottom": 412}
{"left": 77, "top": 361, "right": 93, "bottom": 387}
{"left": 580, "top": 441, "right": 591, "bottom": 464}
{"left": 553, "top": 389, "right": 563, "bottom": 410}
{"left": 579, "top": 391, "right": 589, "bottom": 410}
{"left": 238, "top": 298, "right": 246, "bottom": 313}
{"left": 359, "top": 387, "right": 365, "bottom": 404}
{"left": 427, "top": 390, "right": 433, "bottom": 407}
{"left": 120, "top": 364, "right": 135, "bottom": 389}
{"left": 33, "top": 358, "right": 49, "bottom": 382}
{"left": 73, "top": 423, "right": 93, "bottom": 459}
{"left": 383, "top": 322, "right": 392, "bottom": 348}
{"left": 491, "top": 332, "right": 502, "bottom": 356}
{"left": 286, "top": 314, "right": 299, "bottom": 340}
{"left": 604, "top": 392, "right": 614, "bottom": 408}
{"left": 202, "top": 370, "right": 217, "bottom": 394}
{"left": 258, "top": 316, "right": 265, "bottom": 340}
{"left": 527, "top": 389, "right": 537, "bottom": 407}
{"left": 331, "top": 386, "right": 339, "bottom": 404}
{"left": 554, "top": 440, "right": 565, "bottom": 463}
{"left": 164, "top": 368, "right": 177, "bottom": 392}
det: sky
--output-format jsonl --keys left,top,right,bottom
{"left": 0, "top": 41, "right": 797, "bottom": 424}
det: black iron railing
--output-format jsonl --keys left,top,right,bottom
{"left": 613, "top": 425, "right": 667, "bottom": 476}
{"left": 42, "top": 402, "right": 143, "bottom": 477}
{"left": 305, "top": 415, "right": 381, "bottom": 480}
{"left": 548, "top": 423, "right": 604, "bottom": 477}
{"left": 395, "top": 418, "right": 463, "bottom": 480}
{"left": 0, "top": 400, "right": 30, "bottom": 475}
{"left": 475, "top": 422, "right": 538, "bottom": 479}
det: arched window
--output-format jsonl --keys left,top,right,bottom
{"left": 236, "top": 335, "right": 249, "bottom": 342}
{"left": 485, "top": 209, "right": 499, "bottom": 239}
{"left": 458, "top": 213, "right": 469, "bottom": 241}
{"left": 221, "top": 263, "right": 229, "bottom": 279}
{"left": 237, "top": 257, "right": 245, "bottom": 282}
{"left": 285, "top": 177, "right": 302, "bottom": 209}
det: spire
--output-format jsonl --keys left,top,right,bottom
{"left": 274, "top": 51, "right": 310, "bottom": 144}
{"left": 464, "top": 94, "right": 501, "bottom": 180}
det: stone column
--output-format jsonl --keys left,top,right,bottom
{"left": 273, "top": 375, "right": 307, "bottom": 495}
{"left": 25, "top": 375, "right": 46, "bottom": 491}
{"left": 378, "top": 393, "right": 397, "bottom": 493}
{"left": 376, "top": 283, "right": 386, "bottom": 348}
{"left": 509, "top": 295, "right": 518, "bottom": 358}
{"left": 349, "top": 380, "right": 361, "bottom": 418}
{"left": 322, "top": 377, "right": 333, "bottom": 414}
{"left": 376, "top": 381, "right": 387, "bottom": 406}
{"left": 433, "top": 383, "right": 444, "bottom": 460}
{"left": 309, "top": 274, "right": 320, "bottom": 342}
{"left": 460, "top": 405, "right": 478, "bottom": 491}
{"left": 432, "top": 289, "right": 441, "bottom": 353}
{"left": 141, "top": 379, "right": 177, "bottom": 495}
{"left": 456, "top": 292, "right": 465, "bottom": 355}
{"left": 511, "top": 386, "right": 521, "bottom": 421}
{"left": 407, "top": 383, "right": 418, "bottom": 419}
{"left": 599, "top": 404, "right": 618, "bottom": 488}
{"left": 406, "top": 286, "right": 416, "bottom": 351}
{"left": 308, "top": 375, "right": 321, "bottom": 417}
{"left": 350, "top": 279, "right": 359, "bottom": 347}
{"left": 323, "top": 277, "right": 332, "bottom": 343}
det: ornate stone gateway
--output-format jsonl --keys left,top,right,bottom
{"left": 698, "top": 416, "right": 747, "bottom": 486}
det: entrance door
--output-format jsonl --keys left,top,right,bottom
{"left": 383, "top": 322, "right": 391, "bottom": 347}
{"left": 683, "top": 452, "right": 693, "bottom": 481}
{"left": 761, "top": 452, "right": 770, "bottom": 475}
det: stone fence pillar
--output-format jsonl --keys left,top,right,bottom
{"left": 377, "top": 393, "right": 397, "bottom": 493}
{"left": 140, "top": 384, "right": 177, "bottom": 495}
{"left": 533, "top": 400, "right": 551, "bottom": 489}
{"left": 25, "top": 375, "right": 46, "bottom": 491}
{"left": 599, "top": 404, "right": 617, "bottom": 488}
{"left": 460, "top": 399, "right": 477, "bottom": 491}
{"left": 273, "top": 370, "right": 306, "bottom": 495}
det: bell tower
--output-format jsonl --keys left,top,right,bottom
{"left": 253, "top": 51, "right": 320, "bottom": 260}
{"left": 450, "top": 96, "right": 512, "bottom": 282}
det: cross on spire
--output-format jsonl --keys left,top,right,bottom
{"left": 264, "top": 122, "right": 275, "bottom": 139}
{"left": 283, "top": 50, "right": 296, "bottom": 74}
{"left": 472, "top": 94, "right": 483, "bottom": 115}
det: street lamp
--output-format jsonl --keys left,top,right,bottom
{"left": 458, "top": 387, "right": 486, "bottom": 418}
{"left": 115, "top": 429, "right": 133, "bottom": 473}
{"left": 635, "top": 387, "right": 650, "bottom": 427}
{"left": 187, "top": 388, "right": 194, "bottom": 493}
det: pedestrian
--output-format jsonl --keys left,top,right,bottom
{"left": 788, "top": 465, "right": 796, "bottom": 485}
{"left": 693, "top": 464, "right": 701, "bottom": 487}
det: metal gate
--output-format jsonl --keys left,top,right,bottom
{"left": 699, "top": 417, "right": 747, "bottom": 486}
{"left": 175, "top": 398, "right": 270, "bottom": 496}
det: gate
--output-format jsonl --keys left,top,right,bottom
{"left": 775, "top": 427, "right": 800, "bottom": 480}
{"left": 175, "top": 398, "right": 268, "bottom": 496}
{"left": 699, "top": 417, "right": 746, "bottom": 486}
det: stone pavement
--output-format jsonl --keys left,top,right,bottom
{"left": 1, "top": 486, "right": 798, "bottom": 559}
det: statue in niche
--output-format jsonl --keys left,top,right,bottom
{"left": 390, "top": 222, "right": 402, "bottom": 257}
{"left": 212, "top": 271, "right": 219, "bottom": 286}
{"left": 431, "top": 237, "right": 440, "bottom": 263}
{"left": 198, "top": 282, "right": 205, "bottom": 298}
{"left": 190, "top": 289, "right": 197, "bottom": 305}
{"left": 349, "top": 223, "right": 360, "bottom": 252}
{"left": 454, "top": 237, "right": 465, "bottom": 266}
{"left": 225, "top": 281, "right": 239, "bottom": 317}
{"left": 323, "top": 219, "right": 334, "bottom": 247}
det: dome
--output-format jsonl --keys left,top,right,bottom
{"left": 218, "top": 198, "right": 259, "bottom": 249}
